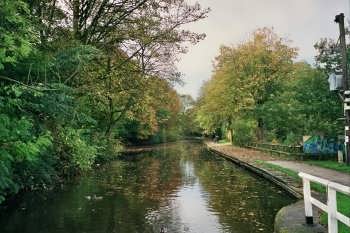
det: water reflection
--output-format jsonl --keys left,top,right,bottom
{"left": 0, "top": 142, "right": 294, "bottom": 233}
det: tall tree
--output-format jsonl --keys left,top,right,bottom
{"left": 196, "top": 28, "right": 297, "bottom": 142}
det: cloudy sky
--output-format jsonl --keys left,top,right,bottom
{"left": 175, "top": 0, "right": 350, "bottom": 99}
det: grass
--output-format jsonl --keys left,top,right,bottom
{"left": 256, "top": 160, "right": 350, "bottom": 233}
{"left": 305, "top": 160, "right": 350, "bottom": 175}
{"left": 217, "top": 139, "right": 230, "bottom": 144}
{"left": 319, "top": 193, "right": 350, "bottom": 233}
{"left": 255, "top": 160, "right": 300, "bottom": 180}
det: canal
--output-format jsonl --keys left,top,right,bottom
{"left": 0, "top": 142, "right": 295, "bottom": 233}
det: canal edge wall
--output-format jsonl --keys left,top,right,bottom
{"left": 206, "top": 145, "right": 302, "bottom": 199}
{"left": 205, "top": 143, "right": 327, "bottom": 233}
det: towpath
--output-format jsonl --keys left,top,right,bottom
{"left": 207, "top": 142, "right": 350, "bottom": 187}
{"left": 269, "top": 160, "right": 350, "bottom": 186}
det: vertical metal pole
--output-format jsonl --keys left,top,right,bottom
{"left": 335, "top": 13, "right": 350, "bottom": 165}
{"left": 349, "top": 0, "right": 350, "bottom": 25}
{"left": 302, "top": 178, "right": 314, "bottom": 225}
{"left": 327, "top": 186, "right": 338, "bottom": 233}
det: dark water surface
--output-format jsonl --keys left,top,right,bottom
{"left": 0, "top": 142, "right": 295, "bottom": 233}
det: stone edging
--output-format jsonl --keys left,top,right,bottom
{"left": 206, "top": 145, "right": 302, "bottom": 199}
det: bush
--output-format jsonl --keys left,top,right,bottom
{"left": 55, "top": 127, "right": 97, "bottom": 175}
{"left": 0, "top": 85, "right": 58, "bottom": 203}
{"left": 94, "top": 135, "right": 124, "bottom": 163}
{"left": 232, "top": 119, "right": 256, "bottom": 146}
{"left": 0, "top": 114, "right": 53, "bottom": 203}
{"left": 283, "top": 132, "right": 301, "bottom": 145}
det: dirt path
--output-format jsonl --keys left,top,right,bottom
{"left": 207, "top": 141, "right": 350, "bottom": 188}
{"left": 207, "top": 142, "right": 278, "bottom": 163}
{"left": 268, "top": 160, "right": 350, "bottom": 186}
{"left": 207, "top": 141, "right": 350, "bottom": 187}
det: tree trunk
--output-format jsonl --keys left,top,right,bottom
{"left": 105, "top": 56, "right": 113, "bottom": 137}
{"left": 72, "top": 0, "right": 80, "bottom": 39}
{"left": 229, "top": 128, "right": 234, "bottom": 144}
{"left": 257, "top": 118, "right": 264, "bottom": 142}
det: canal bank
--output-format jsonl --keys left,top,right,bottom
{"left": 205, "top": 141, "right": 327, "bottom": 233}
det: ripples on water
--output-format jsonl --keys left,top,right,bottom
{"left": 0, "top": 142, "right": 295, "bottom": 233}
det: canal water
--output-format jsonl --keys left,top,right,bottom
{"left": 0, "top": 142, "right": 295, "bottom": 233}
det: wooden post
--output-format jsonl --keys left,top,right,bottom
{"left": 327, "top": 186, "right": 338, "bottom": 233}
{"left": 302, "top": 178, "right": 314, "bottom": 224}
{"left": 299, "top": 172, "right": 350, "bottom": 231}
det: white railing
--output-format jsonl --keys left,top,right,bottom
{"left": 299, "top": 172, "right": 350, "bottom": 233}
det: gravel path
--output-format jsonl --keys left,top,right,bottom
{"left": 207, "top": 142, "right": 277, "bottom": 163}
{"left": 268, "top": 160, "right": 350, "bottom": 186}
{"left": 207, "top": 142, "right": 350, "bottom": 187}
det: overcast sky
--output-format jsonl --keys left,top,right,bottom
{"left": 175, "top": 0, "right": 350, "bottom": 99}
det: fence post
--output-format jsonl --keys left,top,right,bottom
{"left": 327, "top": 186, "right": 338, "bottom": 233}
{"left": 302, "top": 178, "right": 314, "bottom": 224}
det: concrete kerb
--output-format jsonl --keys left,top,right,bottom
{"left": 274, "top": 201, "right": 326, "bottom": 233}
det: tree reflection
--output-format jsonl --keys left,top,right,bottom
{"left": 0, "top": 142, "right": 294, "bottom": 233}
{"left": 191, "top": 149, "right": 294, "bottom": 233}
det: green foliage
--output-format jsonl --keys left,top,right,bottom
{"left": 0, "top": 0, "right": 207, "bottom": 205}
{"left": 231, "top": 119, "right": 256, "bottom": 146}
{"left": 52, "top": 45, "right": 102, "bottom": 84}
{"left": 259, "top": 63, "right": 341, "bottom": 141}
{"left": 0, "top": 113, "right": 53, "bottom": 202}
{"left": 283, "top": 132, "right": 300, "bottom": 145}
{"left": 0, "top": 0, "right": 33, "bottom": 69}
{"left": 195, "top": 28, "right": 297, "bottom": 141}
{"left": 0, "top": 83, "right": 99, "bottom": 202}
{"left": 196, "top": 29, "right": 342, "bottom": 146}
{"left": 336, "top": 194, "right": 350, "bottom": 233}
{"left": 56, "top": 127, "right": 97, "bottom": 173}
{"left": 83, "top": 132, "right": 123, "bottom": 163}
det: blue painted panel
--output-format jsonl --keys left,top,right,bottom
{"left": 303, "top": 136, "right": 342, "bottom": 155}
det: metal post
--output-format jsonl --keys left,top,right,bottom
{"left": 335, "top": 13, "right": 350, "bottom": 165}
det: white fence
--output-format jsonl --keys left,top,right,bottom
{"left": 299, "top": 172, "right": 350, "bottom": 233}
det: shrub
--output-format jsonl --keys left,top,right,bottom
{"left": 0, "top": 114, "right": 53, "bottom": 203}
{"left": 232, "top": 119, "right": 256, "bottom": 146}
{"left": 283, "top": 132, "right": 301, "bottom": 145}
{"left": 56, "top": 127, "right": 97, "bottom": 175}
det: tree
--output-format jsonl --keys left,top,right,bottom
{"left": 0, "top": 0, "right": 33, "bottom": 70}
{"left": 0, "top": 0, "right": 209, "bottom": 204}
{"left": 195, "top": 28, "right": 297, "bottom": 142}
{"left": 258, "top": 62, "right": 342, "bottom": 143}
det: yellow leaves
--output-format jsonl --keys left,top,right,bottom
{"left": 196, "top": 28, "right": 297, "bottom": 132}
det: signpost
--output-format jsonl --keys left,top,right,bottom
{"left": 335, "top": 13, "right": 350, "bottom": 165}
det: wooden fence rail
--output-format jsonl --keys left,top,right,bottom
{"left": 250, "top": 142, "right": 303, "bottom": 153}
{"left": 246, "top": 142, "right": 337, "bottom": 160}
{"left": 299, "top": 172, "right": 350, "bottom": 233}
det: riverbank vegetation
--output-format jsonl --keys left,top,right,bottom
{"left": 0, "top": 0, "right": 208, "bottom": 204}
{"left": 195, "top": 28, "right": 342, "bottom": 146}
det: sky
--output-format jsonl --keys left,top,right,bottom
{"left": 175, "top": 0, "right": 350, "bottom": 99}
